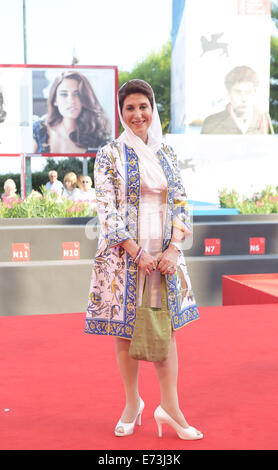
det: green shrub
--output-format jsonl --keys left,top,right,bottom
{"left": 0, "top": 186, "right": 97, "bottom": 218}
{"left": 219, "top": 185, "right": 278, "bottom": 214}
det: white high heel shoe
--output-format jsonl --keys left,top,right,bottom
{"left": 154, "top": 405, "right": 203, "bottom": 440}
{"left": 114, "top": 398, "right": 145, "bottom": 437}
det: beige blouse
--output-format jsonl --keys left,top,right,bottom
{"left": 137, "top": 154, "right": 168, "bottom": 308}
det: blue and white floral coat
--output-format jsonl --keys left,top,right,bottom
{"left": 85, "top": 140, "right": 199, "bottom": 339}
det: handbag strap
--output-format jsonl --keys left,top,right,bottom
{"left": 141, "top": 275, "right": 168, "bottom": 310}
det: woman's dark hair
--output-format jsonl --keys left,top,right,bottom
{"left": 0, "top": 91, "right": 7, "bottom": 123}
{"left": 118, "top": 79, "right": 154, "bottom": 113}
{"left": 47, "top": 71, "right": 111, "bottom": 149}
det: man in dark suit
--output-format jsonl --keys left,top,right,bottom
{"left": 201, "top": 66, "right": 270, "bottom": 134}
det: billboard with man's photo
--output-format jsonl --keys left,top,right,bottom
{"left": 169, "top": 0, "right": 276, "bottom": 204}
{"left": 0, "top": 65, "right": 118, "bottom": 155}
{"left": 171, "top": 0, "right": 271, "bottom": 135}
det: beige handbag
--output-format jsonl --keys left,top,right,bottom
{"left": 129, "top": 278, "right": 172, "bottom": 362}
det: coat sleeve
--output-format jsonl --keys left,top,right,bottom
{"left": 164, "top": 144, "right": 192, "bottom": 236}
{"left": 94, "top": 146, "right": 132, "bottom": 248}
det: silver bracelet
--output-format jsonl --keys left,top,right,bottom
{"left": 169, "top": 241, "right": 181, "bottom": 253}
{"left": 133, "top": 247, "right": 144, "bottom": 264}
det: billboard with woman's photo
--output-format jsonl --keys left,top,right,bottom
{"left": 0, "top": 65, "right": 117, "bottom": 155}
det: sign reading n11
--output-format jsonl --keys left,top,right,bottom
{"left": 12, "top": 243, "right": 30, "bottom": 261}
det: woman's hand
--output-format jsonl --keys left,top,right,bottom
{"left": 157, "top": 245, "right": 179, "bottom": 276}
{"left": 138, "top": 250, "right": 158, "bottom": 276}
{"left": 120, "top": 240, "right": 157, "bottom": 275}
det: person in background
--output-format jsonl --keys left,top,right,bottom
{"left": 78, "top": 175, "right": 96, "bottom": 202}
{"left": 45, "top": 170, "right": 64, "bottom": 196}
{"left": 1, "top": 178, "right": 18, "bottom": 203}
{"left": 0, "top": 89, "right": 7, "bottom": 124}
{"left": 62, "top": 172, "right": 80, "bottom": 200}
{"left": 76, "top": 174, "right": 83, "bottom": 190}
{"left": 201, "top": 65, "right": 270, "bottom": 134}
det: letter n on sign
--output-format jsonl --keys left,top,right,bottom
{"left": 249, "top": 237, "right": 265, "bottom": 254}
{"left": 204, "top": 238, "right": 221, "bottom": 256}
{"left": 62, "top": 242, "right": 80, "bottom": 260}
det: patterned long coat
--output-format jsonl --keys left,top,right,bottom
{"left": 85, "top": 140, "right": 199, "bottom": 339}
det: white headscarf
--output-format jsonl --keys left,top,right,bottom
{"left": 117, "top": 79, "right": 165, "bottom": 189}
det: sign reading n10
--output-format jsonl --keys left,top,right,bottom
{"left": 62, "top": 242, "right": 80, "bottom": 260}
{"left": 204, "top": 238, "right": 221, "bottom": 256}
{"left": 249, "top": 237, "right": 265, "bottom": 254}
{"left": 12, "top": 243, "right": 30, "bottom": 261}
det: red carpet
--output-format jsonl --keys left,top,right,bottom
{"left": 0, "top": 304, "right": 277, "bottom": 450}
{"left": 223, "top": 273, "right": 278, "bottom": 305}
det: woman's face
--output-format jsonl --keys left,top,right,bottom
{"left": 82, "top": 178, "right": 92, "bottom": 192}
{"left": 5, "top": 184, "right": 16, "bottom": 196}
{"left": 64, "top": 179, "right": 74, "bottom": 190}
{"left": 122, "top": 93, "right": 152, "bottom": 143}
{"left": 54, "top": 78, "right": 83, "bottom": 120}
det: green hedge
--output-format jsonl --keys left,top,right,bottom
{"left": 0, "top": 188, "right": 97, "bottom": 218}
{"left": 219, "top": 185, "right": 278, "bottom": 214}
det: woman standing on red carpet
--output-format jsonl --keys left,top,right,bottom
{"left": 85, "top": 79, "right": 203, "bottom": 440}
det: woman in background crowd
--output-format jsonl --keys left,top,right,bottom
{"left": 78, "top": 175, "right": 96, "bottom": 202}
{"left": 76, "top": 174, "right": 83, "bottom": 190}
{"left": 62, "top": 172, "right": 80, "bottom": 201}
{"left": 1, "top": 178, "right": 18, "bottom": 203}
